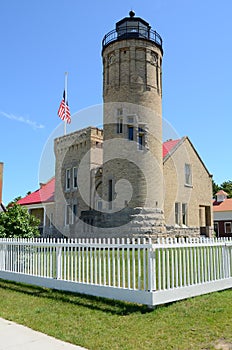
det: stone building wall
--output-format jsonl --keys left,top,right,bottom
{"left": 163, "top": 137, "right": 213, "bottom": 235}
{"left": 54, "top": 127, "right": 103, "bottom": 237}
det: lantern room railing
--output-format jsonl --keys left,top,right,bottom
{"left": 102, "top": 26, "right": 163, "bottom": 51}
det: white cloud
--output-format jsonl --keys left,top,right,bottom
{"left": 0, "top": 111, "right": 45, "bottom": 130}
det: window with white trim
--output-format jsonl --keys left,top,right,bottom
{"left": 73, "top": 167, "right": 78, "bottom": 188}
{"left": 185, "top": 163, "right": 192, "bottom": 186}
{"left": 66, "top": 168, "right": 71, "bottom": 190}
{"left": 72, "top": 204, "right": 78, "bottom": 224}
{"left": 117, "top": 118, "right": 123, "bottom": 134}
{"left": 175, "top": 202, "right": 181, "bottom": 225}
{"left": 182, "top": 203, "right": 188, "bottom": 225}
{"left": 225, "top": 222, "right": 232, "bottom": 234}
{"left": 65, "top": 204, "right": 71, "bottom": 226}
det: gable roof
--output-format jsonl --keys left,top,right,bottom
{"left": 163, "top": 136, "right": 212, "bottom": 177}
{"left": 18, "top": 177, "right": 55, "bottom": 206}
{"left": 213, "top": 198, "right": 232, "bottom": 212}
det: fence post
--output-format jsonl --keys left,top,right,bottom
{"left": 0, "top": 241, "right": 6, "bottom": 271}
{"left": 56, "top": 244, "right": 62, "bottom": 280}
{"left": 148, "top": 239, "right": 155, "bottom": 291}
{"left": 224, "top": 243, "right": 230, "bottom": 278}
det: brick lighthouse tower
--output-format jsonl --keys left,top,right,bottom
{"left": 100, "top": 11, "right": 165, "bottom": 235}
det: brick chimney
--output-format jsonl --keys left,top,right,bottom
{"left": 0, "top": 162, "right": 3, "bottom": 204}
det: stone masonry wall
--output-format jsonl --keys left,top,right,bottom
{"left": 163, "top": 137, "right": 213, "bottom": 229}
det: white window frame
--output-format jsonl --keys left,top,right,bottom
{"left": 73, "top": 167, "right": 78, "bottom": 189}
{"left": 224, "top": 222, "right": 232, "bottom": 234}
{"left": 185, "top": 163, "right": 192, "bottom": 186}
{"left": 117, "top": 117, "right": 123, "bottom": 134}
{"left": 65, "top": 204, "right": 71, "bottom": 226}
{"left": 72, "top": 204, "right": 78, "bottom": 224}
{"left": 182, "top": 203, "right": 188, "bottom": 225}
{"left": 66, "top": 168, "right": 71, "bottom": 190}
{"left": 175, "top": 202, "right": 181, "bottom": 225}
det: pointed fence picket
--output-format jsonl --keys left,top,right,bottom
{"left": 0, "top": 236, "right": 232, "bottom": 306}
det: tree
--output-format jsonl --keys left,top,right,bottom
{"left": 0, "top": 204, "right": 40, "bottom": 238}
{"left": 212, "top": 179, "right": 220, "bottom": 198}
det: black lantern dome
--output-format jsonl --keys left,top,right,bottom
{"left": 102, "top": 11, "right": 162, "bottom": 52}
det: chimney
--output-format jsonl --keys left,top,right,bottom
{"left": 0, "top": 162, "right": 3, "bottom": 204}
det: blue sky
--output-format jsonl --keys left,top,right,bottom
{"left": 1, "top": 0, "right": 231, "bottom": 204}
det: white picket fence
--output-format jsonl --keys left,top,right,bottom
{"left": 0, "top": 237, "right": 232, "bottom": 306}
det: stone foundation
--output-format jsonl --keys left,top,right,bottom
{"left": 65, "top": 208, "right": 212, "bottom": 240}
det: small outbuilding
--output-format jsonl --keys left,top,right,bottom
{"left": 213, "top": 190, "right": 232, "bottom": 237}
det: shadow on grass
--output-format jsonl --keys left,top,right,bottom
{"left": 0, "top": 279, "right": 154, "bottom": 315}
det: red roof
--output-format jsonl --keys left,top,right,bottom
{"left": 163, "top": 139, "right": 181, "bottom": 158}
{"left": 213, "top": 198, "right": 232, "bottom": 212}
{"left": 18, "top": 177, "right": 55, "bottom": 206}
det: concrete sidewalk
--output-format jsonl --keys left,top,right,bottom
{"left": 0, "top": 317, "right": 87, "bottom": 350}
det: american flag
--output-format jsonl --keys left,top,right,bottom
{"left": 57, "top": 91, "right": 71, "bottom": 124}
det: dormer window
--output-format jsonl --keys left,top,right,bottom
{"left": 216, "top": 190, "right": 228, "bottom": 202}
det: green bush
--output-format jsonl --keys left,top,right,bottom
{"left": 0, "top": 204, "right": 40, "bottom": 238}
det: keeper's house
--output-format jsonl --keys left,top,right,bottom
{"left": 17, "top": 177, "right": 55, "bottom": 237}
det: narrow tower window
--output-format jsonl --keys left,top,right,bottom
{"left": 65, "top": 204, "right": 71, "bottom": 225}
{"left": 72, "top": 204, "right": 78, "bottom": 224}
{"left": 108, "top": 179, "right": 113, "bottom": 210}
{"left": 117, "top": 118, "right": 123, "bottom": 133}
{"left": 66, "top": 169, "right": 71, "bottom": 190}
{"left": 73, "top": 167, "right": 78, "bottom": 188}
{"left": 128, "top": 126, "right": 134, "bottom": 141}
{"left": 138, "top": 126, "right": 145, "bottom": 150}
{"left": 156, "top": 66, "right": 159, "bottom": 93}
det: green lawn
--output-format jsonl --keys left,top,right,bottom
{"left": 0, "top": 279, "right": 231, "bottom": 349}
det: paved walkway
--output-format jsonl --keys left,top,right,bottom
{"left": 0, "top": 317, "right": 87, "bottom": 350}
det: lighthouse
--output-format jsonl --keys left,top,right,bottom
{"left": 100, "top": 11, "right": 165, "bottom": 235}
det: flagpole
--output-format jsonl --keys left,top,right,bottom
{"left": 64, "top": 72, "right": 68, "bottom": 135}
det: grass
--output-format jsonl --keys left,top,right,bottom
{"left": 0, "top": 280, "right": 232, "bottom": 349}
